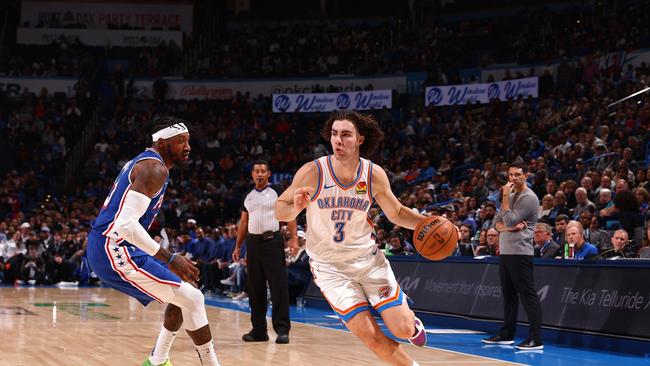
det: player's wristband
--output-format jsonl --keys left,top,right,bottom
{"left": 168, "top": 252, "right": 177, "bottom": 264}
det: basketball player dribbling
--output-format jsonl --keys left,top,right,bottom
{"left": 276, "top": 110, "right": 427, "bottom": 366}
{"left": 87, "top": 117, "right": 221, "bottom": 366}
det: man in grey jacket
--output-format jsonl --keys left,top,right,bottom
{"left": 482, "top": 161, "right": 543, "bottom": 350}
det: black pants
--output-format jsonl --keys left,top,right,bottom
{"left": 246, "top": 232, "right": 291, "bottom": 336}
{"left": 498, "top": 255, "right": 542, "bottom": 341}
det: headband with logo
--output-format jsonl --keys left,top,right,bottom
{"left": 152, "top": 123, "right": 188, "bottom": 141}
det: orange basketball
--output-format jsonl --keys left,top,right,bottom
{"left": 413, "top": 215, "right": 458, "bottom": 260}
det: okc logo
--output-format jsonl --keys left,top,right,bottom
{"left": 274, "top": 95, "right": 291, "bottom": 111}
{"left": 336, "top": 94, "right": 351, "bottom": 109}
{"left": 487, "top": 83, "right": 500, "bottom": 99}
{"left": 378, "top": 286, "right": 392, "bottom": 299}
{"left": 426, "top": 88, "right": 443, "bottom": 105}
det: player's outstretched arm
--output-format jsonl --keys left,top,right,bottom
{"left": 275, "top": 162, "right": 318, "bottom": 222}
{"left": 372, "top": 164, "right": 426, "bottom": 230}
{"left": 113, "top": 159, "right": 199, "bottom": 282}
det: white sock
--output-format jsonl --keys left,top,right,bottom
{"left": 412, "top": 361, "right": 420, "bottom": 366}
{"left": 149, "top": 326, "right": 178, "bottom": 365}
{"left": 195, "top": 339, "right": 220, "bottom": 366}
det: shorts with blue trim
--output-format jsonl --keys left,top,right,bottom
{"left": 310, "top": 248, "right": 406, "bottom": 322}
{"left": 87, "top": 231, "right": 181, "bottom": 306}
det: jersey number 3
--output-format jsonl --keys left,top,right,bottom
{"left": 333, "top": 222, "right": 346, "bottom": 242}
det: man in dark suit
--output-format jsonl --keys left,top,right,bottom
{"left": 534, "top": 223, "right": 560, "bottom": 258}
{"left": 579, "top": 210, "right": 611, "bottom": 252}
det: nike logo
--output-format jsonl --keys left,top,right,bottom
{"left": 324, "top": 184, "right": 335, "bottom": 189}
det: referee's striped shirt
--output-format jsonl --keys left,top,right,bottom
{"left": 241, "top": 184, "right": 283, "bottom": 234}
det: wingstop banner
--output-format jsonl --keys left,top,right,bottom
{"left": 425, "top": 77, "right": 538, "bottom": 106}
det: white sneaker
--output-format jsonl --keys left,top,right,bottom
{"left": 233, "top": 292, "right": 248, "bottom": 301}
{"left": 220, "top": 277, "right": 235, "bottom": 286}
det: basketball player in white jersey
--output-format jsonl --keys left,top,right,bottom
{"left": 276, "top": 110, "right": 427, "bottom": 366}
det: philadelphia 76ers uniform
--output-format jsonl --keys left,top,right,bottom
{"left": 306, "top": 155, "right": 405, "bottom": 322}
{"left": 87, "top": 148, "right": 180, "bottom": 305}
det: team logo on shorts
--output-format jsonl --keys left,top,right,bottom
{"left": 356, "top": 181, "right": 367, "bottom": 195}
{"left": 378, "top": 286, "right": 392, "bottom": 299}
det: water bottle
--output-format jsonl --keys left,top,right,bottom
{"left": 569, "top": 243, "right": 575, "bottom": 259}
{"left": 564, "top": 242, "right": 569, "bottom": 258}
{"left": 296, "top": 296, "right": 304, "bottom": 309}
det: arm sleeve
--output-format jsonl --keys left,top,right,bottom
{"left": 109, "top": 190, "right": 161, "bottom": 256}
{"left": 501, "top": 193, "right": 539, "bottom": 227}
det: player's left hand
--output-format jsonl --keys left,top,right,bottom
{"left": 170, "top": 254, "right": 200, "bottom": 284}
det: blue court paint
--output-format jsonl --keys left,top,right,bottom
{"left": 205, "top": 295, "right": 650, "bottom": 366}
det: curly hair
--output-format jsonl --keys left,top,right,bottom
{"left": 321, "top": 110, "right": 385, "bottom": 157}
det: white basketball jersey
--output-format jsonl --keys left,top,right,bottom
{"left": 306, "top": 155, "right": 375, "bottom": 263}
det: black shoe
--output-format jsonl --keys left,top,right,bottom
{"left": 242, "top": 332, "right": 269, "bottom": 342}
{"left": 481, "top": 334, "right": 514, "bottom": 345}
{"left": 275, "top": 334, "right": 290, "bottom": 344}
{"left": 515, "top": 339, "right": 543, "bottom": 350}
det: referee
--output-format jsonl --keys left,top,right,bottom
{"left": 233, "top": 160, "right": 297, "bottom": 344}
{"left": 482, "top": 161, "right": 543, "bottom": 350}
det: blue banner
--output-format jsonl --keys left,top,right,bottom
{"left": 272, "top": 90, "right": 392, "bottom": 113}
{"left": 425, "top": 77, "right": 538, "bottom": 107}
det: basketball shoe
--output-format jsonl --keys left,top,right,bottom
{"left": 408, "top": 317, "right": 427, "bottom": 347}
{"left": 141, "top": 359, "right": 172, "bottom": 366}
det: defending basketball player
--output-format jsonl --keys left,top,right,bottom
{"left": 276, "top": 110, "right": 427, "bottom": 366}
{"left": 87, "top": 117, "right": 221, "bottom": 366}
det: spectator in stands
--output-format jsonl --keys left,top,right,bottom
{"left": 44, "top": 231, "right": 77, "bottom": 284}
{"left": 565, "top": 226, "right": 598, "bottom": 260}
{"left": 580, "top": 210, "right": 611, "bottom": 253}
{"left": 598, "top": 229, "right": 635, "bottom": 259}
{"left": 634, "top": 187, "right": 649, "bottom": 218}
{"left": 547, "top": 191, "right": 570, "bottom": 225}
{"left": 600, "top": 190, "right": 644, "bottom": 236}
{"left": 2, "top": 231, "right": 26, "bottom": 284}
{"left": 538, "top": 194, "right": 554, "bottom": 222}
{"left": 533, "top": 223, "right": 560, "bottom": 258}
{"left": 457, "top": 224, "right": 475, "bottom": 256}
{"left": 476, "top": 228, "right": 499, "bottom": 256}
{"left": 385, "top": 231, "right": 407, "bottom": 256}
{"left": 480, "top": 202, "right": 497, "bottom": 231}
{"left": 286, "top": 229, "right": 309, "bottom": 304}
{"left": 553, "top": 214, "right": 570, "bottom": 245}
{"left": 596, "top": 188, "right": 614, "bottom": 212}
{"left": 573, "top": 187, "right": 596, "bottom": 220}
{"left": 639, "top": 221, "right": 650, "bottom": 258}
{"left": 20, "top": 241, "right": 45, "bottom": 285}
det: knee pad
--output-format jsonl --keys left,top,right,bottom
{"left": 168, "top": 282, "right": 208, "bottom": 331}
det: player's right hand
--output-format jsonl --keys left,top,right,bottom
{"left": 294, "top": 187, "right": 315, "bottom": 210}
{"left": 170, "top": 254, "right": 200, "bottom": 284}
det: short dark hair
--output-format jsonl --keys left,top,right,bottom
{"left": 321, "top": 110, "right": 385, "bottom": 157}
{"left": 252, "top": 160, "right": 270, "bottom": 171}
{"left": 508, "top": 161, "right": 529, "bottom": 174}
{"left": 150, "top": 116, "right": 191, "bottom": 144}
{"left": 483, "top": 202, "right": 497, "bottom": 210}
{"left": 555, "top": 214, "right": 569, "bottom": 223}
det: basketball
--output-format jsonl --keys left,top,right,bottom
{"left": 413, "top": 216, "right": 458, "bottom": 261}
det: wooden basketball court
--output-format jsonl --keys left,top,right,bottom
{"left": 0, "top": 287, "right": 518, "bottom": 365}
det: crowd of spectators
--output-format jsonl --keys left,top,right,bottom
{"left": 2, "top": 2, "right": 650, "bottom": 80}
{"left": 1, "top": 4, "right": 650, "bottom": 290}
